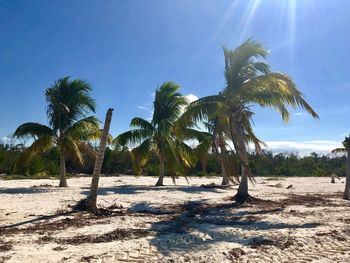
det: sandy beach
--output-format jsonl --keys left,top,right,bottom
{"left": 1, "top": 176, "right": 350, "bottom": 263}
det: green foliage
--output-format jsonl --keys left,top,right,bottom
{"left": 145, "top": 164, "right": 159, "bottom": 177}
{"left": 27, "top": 155, "right": 46, "bottom": 175}
{"left": 14, "top": 77, "right": 100, "bottom": 165}
{"left": 249, "top": 151, "right": 346, "bottom": 177}
{"left": 180, "top": 39, "right": 318, "bottom": 185}
{"left": 102, "top": 147, "right": 133, "bottom": 174}
{"left": 114, "top": 81, "right": 193, "bottom": 181}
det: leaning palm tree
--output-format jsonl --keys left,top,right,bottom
{"left": 88, "top": 108, "right": 114, "bottom": 210}
{"left": 114, "top": 81, "right": 192, "bottom": 186}
{"left": 332, "top": 135, "right": 350, "bottom": 200}
{"left": 14, "top": 77, "right": 100, "bottom": 187}
{"left": 183, "top": 39, "right": 319, "bottom": 202}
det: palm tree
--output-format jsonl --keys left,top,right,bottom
{"left": 14, "top": 77, "right": 100, "bottom": 187}
{"left": 183, "top": 40, "right": 319, "bottom": 202}
{"left": 88, "top": 108, "right": 114, "bottom": 210}
{"left": 332, "top": 135, "right": 350, "bottom": 200}
{"left": 114, "top": 81, "right": 192, "bottom": 186}
{"left": 202, "top": 117, "right": 235, "bottom": 185}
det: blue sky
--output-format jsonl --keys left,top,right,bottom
{"left": 0, "top": 0, "right": 349, "bottom": 154}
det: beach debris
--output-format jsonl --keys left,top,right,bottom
{"left": 286, "top": 184, "right": 294, "bottom": 189}
{"left": 200, "top": 183, "right": 231, "bottom": 189}
{"left": 330, "top": 173, "right": 340, "bottom": 183}
{"left": 223, "top": 248, "right": 245, "bottom": 261}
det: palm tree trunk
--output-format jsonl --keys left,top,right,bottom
{"left": 229, "top": 115, "right": 252, "bottom": 203}
{"left": 344, "top": 148, "right": 350, "bottom": 200}
{"left": 221, "top": 153, "right": 230, "bottom": 185}
{"left": 200, "top": 158, "right": 207, "bottom": 174}
{"left": 237, "top": 163, "right": 248, "bottom": 195}
{"left": 59, "top": 148, "right": 68, "bottom": 187}
{"left": 218, "top": 133, "right": 230, "bottom": 186}
{"left": 156, "top": 154, "right": 165, "bottom": 186}
{"left": 88, "top": 108, "right": 113, "bottom": 210}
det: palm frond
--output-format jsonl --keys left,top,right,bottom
{"left": 240, "top": 73, "right": 319, "bottom": 121}
{"left": 15, "top": 136, "right": 54, "bottom": 168}
{"left": 114, "top": 128, "right": 153, "bottom": 146}
{"left": 130, "top": 117, "right": 155, "bottom": 132}
{"left": 62, "top": 136, "right": 84, "bottom": 165}
{"left": 179, "top": 95, "right": 226, "bottom": 126}
{"left": 152, "top": 81, "right": 188, "bottom": 125}
{"left": 14, "top": 123, "right": 55, "bottom": 139}
{"left": 45, "top": 77, "right": 96, "bottom": 131}
{"left": 331, "top": 148, "right": 346, "bottom": 154}
{"left": 65, "top": 116, "right": 100, "bottom": 141}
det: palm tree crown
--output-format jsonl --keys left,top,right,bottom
{"left": 115, "top": 81, "right": 192, "bottom": 186}
{"left": 14, "top": 77, "right": 100, "bottom": 187}
{"left": 182, "top": 39, "right": 319, "bottom": 202}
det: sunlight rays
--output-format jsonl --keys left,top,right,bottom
{"left": 211, "top": 0, "right": 305, "bottom": 63}
{"left": 237, "top": 0, "right": 261, "bottom": 43}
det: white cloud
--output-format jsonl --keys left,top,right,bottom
{"left": 138, "top": 105, "right": 150, "bottom": 111}
{"left": 184, "top": 94, "right": 199, "bottom": 103}
{"left": 294, "top": 112, "right": 303, "bottom": 116}
{"left": 260, "top": 140, "right": 343, "bottom": 156}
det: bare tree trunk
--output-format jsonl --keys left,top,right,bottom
{"left": 59, "top": 148, "right": 68, "bottom": 187}
{"left": 344, "top": 148, "right": 350, "bottom": 200}
{"left": 88, "top": 108, "right": 114, "bottom": 210}
{"left": 156, "top": 154, "right": 165, "bottom": 186}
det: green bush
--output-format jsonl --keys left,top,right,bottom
{"left": 145, "top": 164, "right": 159, "bottom": 176}
{"left": 27, "top": 156, "right": 46, "bottom": 175}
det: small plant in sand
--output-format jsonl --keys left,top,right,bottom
{"left": 14, "top": 77, "right": 100, "bottom": 187}
{"left": 182, "top": 39, "right": 319, "bottom": 203}
{"left": 332, "top": 135, "right": 350, "bottom": 199}
{"left": 114, "top": 82, "right": 193, "bottom": 186}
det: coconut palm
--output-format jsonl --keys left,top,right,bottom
{"left": 182, "top": 39, "right": 319, "bottom": 202}
{"left": 14, "top": 77, "right": 100, "bottom": 187}
{"left": 332, "top": 135, "right": 350, "bottom": 200}
{"left": 114, "top": 81, "right": 192, "bottom": 186}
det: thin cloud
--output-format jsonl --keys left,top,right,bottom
{"left": 138, "top": 105, "right": 150, "bottom": 111}
{"left": 261, "top": 140, "right": 342, "bottom": 155}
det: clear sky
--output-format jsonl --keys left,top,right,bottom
{"left": 0, "top": 0, "right": 349, "bottom": 154}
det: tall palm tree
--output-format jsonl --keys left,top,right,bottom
{"left": 114, "top": 81, "right": 192, "bottom": 186}
{"left": 332, "top": 135, "right": 350, "bottom": 200}
{"left": 14, "top": 77, "right": 100, "bottom": 187}
{"left": 183, "top": 40, "right": 319, "bottom": 202}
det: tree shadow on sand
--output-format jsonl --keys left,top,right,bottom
{"left": 80, "top": 185, "right": 227, "bottom": 196}
{"left": 141, "top": 200, "right": 321, "bottom": 256}
{"left": 0, "top": 187, "right": 55, "bottom": 195}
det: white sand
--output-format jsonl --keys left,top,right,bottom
{"left": 1, "top": 176, "right": 350, "bottom": 262}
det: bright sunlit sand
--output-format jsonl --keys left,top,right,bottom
{"left": 1, "top": 176, "right": 350, "bottom": 262}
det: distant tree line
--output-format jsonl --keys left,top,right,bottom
{"left": 0, "top": 142, "right": 345, "bottom": 178}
